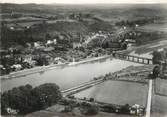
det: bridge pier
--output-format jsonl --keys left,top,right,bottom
{"left": 115, "top": 53, "right": 152, "bottom": 65}
{"left": 127, "top": 56, "right": 130, "bottom": 60}
{"left": 132, "top": 56, "right": 135, "bottom": 61}
{"left": 137, "top": 58, "right": 140, "bottom": 63}
{"left": 147, "top": 59, "right": 150, "bottom": 64}
{"left": 142, "top": 58, "right": 145, "bottom": 64}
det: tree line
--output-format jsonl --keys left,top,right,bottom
{"left": 1, "top": 83, "right": 62, "bottom": 115}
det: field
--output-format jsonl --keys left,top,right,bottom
{"left": 74, "top": 80, "right": 148, "bottom": 107}
{"left": 136, "top": 23, "right": 167, "bottom": 32}
{"left": 151, "top": 79, "right": 167, "bottom": 117}
{"left": 152, "top": 95, "right": 167, "bottom": 117}
{"left": 155, "top": 79, "right": 167, "bottom": 96}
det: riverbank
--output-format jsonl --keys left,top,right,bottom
{"left": 1, "top": 58, "right": 142, "bottom": 92}
{"left": 1, "top": 55, "right": 111, "bottom": 80}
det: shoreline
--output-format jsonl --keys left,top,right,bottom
{"left": 1, "top": 55, "right": 111, "bottom": 80}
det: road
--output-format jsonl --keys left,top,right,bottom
{"left": 145, "top": 80, "right": 153, "bottom": 117}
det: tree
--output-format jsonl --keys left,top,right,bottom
{"left": 1, "top": 83, "right": 62, "bottom": 115}
{"left": 35, "top": 56, "right": 49, "bottom": 66}
{"left": 152, "top": 65, "right": 161, "bottom": 79}
{"left": 32, "top": 83, "right": 62, "bottom": 109}
{"left": 120, "top": 104, "right": 130, "bottom": 114}
{"left": 152, "top": 51, "right": 163, "bottom": 64}
{"left": 1, "top": 84, "right": 33, "bottom": 115}
{"left": 80, "top": 102, "right": 99, "bottom": 115}
{"left": 121, "top": 42, "right": 127, "bottom": 50}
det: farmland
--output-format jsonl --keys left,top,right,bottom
{"left": 155, "top": 79, "right": 167, "bottom": 96}
{"left": 74, "top": 80, "right": 148, "bottom": 107}
{"left": 151, "top": 79, "right": 167, "bottom": 117}
{"left": 152, "top": 95, "right": 167, "bottom": 117}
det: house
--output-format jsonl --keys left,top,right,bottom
{"left": 7, "top": 23, "right": 25, "bottom": 31}
{"left": 47, "top": 40, "right": 53, "bottom": 45}
{"left": 123, "top": 26, "right": 127, "bottom": 29}
{"left": 10, "top": 26, "right": 14, "bottom": 30}
{"left": 44, "top": 47, "right": 54, "bottom": 52}
{"left": 0, "top": 65, "right": 5, "bottom": 70}
{"left": 125, "top": 39, "right": 136, "bottom": 43}
{"left": 6, "top": 107, "right": 18, "bottom": 114}
{"left": 46, "top": 39, "right": 57, "bottom": 46}
{"left": 53, "top": 39, "right": 57, "bottom": 44}
{"left": 26, "top": 43, "right": 32, "bottom": 48}
{"left": 11, "top": 64, "right": 22, "bottom": 71}
{"left": 34, "top": 42, "right": 41, "bottom": 48}
{"left": 73, "top": 42, "right": 81, "bottom": 48}
{"left": 54, "top": 57, "right": 62, "bottom": 64}
{"left": 23, "top": 55, "right": 36, "bottom": 67}
{"left": 34, "top": 42, "right": 45, "bottom": 50}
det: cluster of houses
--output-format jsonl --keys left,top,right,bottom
{"left": 0, "top": 52, "right": 67, "bottom": 76}
{"left": 0, "top": 53, "right": 35, "bottom": 75}
{"left": 0, "top": 39, "right": 67, "bottom": 76}
{"left": 33, "top": 39, "right": 57, "bottom": 51}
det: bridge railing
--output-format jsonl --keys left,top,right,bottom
{"left": 115, "top": 53, "right": 152, "bottom": 65}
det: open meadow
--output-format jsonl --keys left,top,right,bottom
{"left": 74, "top": 80, "right": 148, "bottom": 107}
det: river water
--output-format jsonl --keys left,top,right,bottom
{"left": 1, "top": 58, "right": 142, "bottom": 92}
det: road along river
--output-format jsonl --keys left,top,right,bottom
{"left": 1, "top": 57, "right": 142, "bottom": 92}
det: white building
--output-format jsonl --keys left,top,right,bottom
{"left": 11, "top": 64, "right": 22, "bottom": 71}
{"left": 34, "top": 42, "right": 41, "bottom": 48}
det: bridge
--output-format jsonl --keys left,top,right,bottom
{"left": 61, "top": 78, "right": 105, "bottom": 96}
{"left": 114, "top": 53, "right": 153, "bottom": 65}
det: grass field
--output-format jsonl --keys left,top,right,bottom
{"left": 155, "top": 79, "right": 167, "bottom": 96}
{"left": 151, "top": 79, "right": 167, "bottom": 117}
{"left": 136, "top": 23, "right": 167, "bottom": 32}
{"left": 152, "top": 95, "right": 167, "bottom": 117}
{"left": 74, "top": 80, "right": 148, "bottom": 107}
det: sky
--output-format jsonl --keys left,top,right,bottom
{"left": 1, "top": 0, "right": 167, "bottom": 4}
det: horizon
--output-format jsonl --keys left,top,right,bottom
{"left": 1, "top": 0, "right": 167, "bottom": 4}
{"left": 1, "top": 3, "right": 167, "bottom": 5}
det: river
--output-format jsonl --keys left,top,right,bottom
{"left": 1, "top": 58, "right": 142, "bottom": 92}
